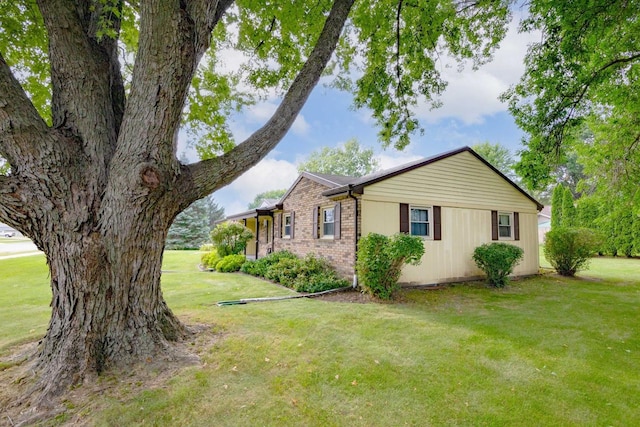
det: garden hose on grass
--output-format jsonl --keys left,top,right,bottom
{"left": 216, "top": 286, "right": 352, "bottom": 307}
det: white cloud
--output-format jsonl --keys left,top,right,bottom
{"left": 244, "top": 101, "right": 310, "bottom": 136}
{"left": 414, "top": 17, "right": 540, "bottom": 125}
{"left": 376, "top": 152, "right": 423, "bottom": 170}
{"left": 214, "top": 157, "right": 299, "bottom": 214}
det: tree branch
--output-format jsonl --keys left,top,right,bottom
{"left": 37, "top": 0, "right": 124, "bottom": 174}
{"left": 112, "top": 0, "right": 222, "bottom": 171}
{"left": 0, "top": 52, "right": 50, "bottom": 167}
{"left": 183, "top": 0, "right": 356, "bottom": 202}
{"left": 185, "top": 0, "right": 232, "bottom": 62}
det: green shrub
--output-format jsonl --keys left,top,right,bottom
{"left": 544, "top": 227, "right": 601, "bottom": 276}
{"left": 200, "top": 250, "right": 221, "bottom": 270}
{"left": 210, "top": 221, "right": 253, "bottom": 257}
{"left": 265, "top": 257, "right": 304, "bottom": 286}
{"left": 356, "top": 233, "right": 425, "bottom": 300}
{"left": 199, "top": 243, "right": 214, "bottom": 251}
{"left": 244, "top": 251, "right": 348, "bottom": 293}
{"left": 293, "top": 271, "right": 349, "bottom": 293}
{"left": 215, "top": 254, "right": 247, "bottom": 272}
{"left": 241, "top": 250, "right": 297, "bottom": 276}
{"left": 472, "top": 243, "right": 524, "bottom": 287}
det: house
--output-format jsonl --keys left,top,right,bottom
{"left": 222, "top": 146, "right": 543, "bottom": 285}
{"left": 537, "top": 206, "right": 552, "bottom": 242}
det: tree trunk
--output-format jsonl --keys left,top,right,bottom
{"left": 0, "top": 0, "right": 355, "bottom": 407}
{"left": 10, "top": 150, "right": 190, "bottom": 401}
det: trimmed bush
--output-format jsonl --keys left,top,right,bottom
{"left": 544, "top": 227, "right": 601, "bottom": 276}
{"left": 356, "top": 233, "right": 425, "bottom": 300}
{"left": 472, "top": 243, "right": 524, "bottom": 287}
{"left": 215, "top": 254, "right": 246, "bottom": 272}
{"left": 200, "top": 250, "right": 222, "bottom": 270}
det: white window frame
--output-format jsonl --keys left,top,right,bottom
{"left": 321, "top": 207, "right": 335, "bottom": 238}
{"left": 498, "top": 212, "right": 514, "bottom": 240}
{"left": 283, "top": 213, "right": 292, "bottom": 238}
{"left": 410, "top": 206, "right": 433, "bottom": 239}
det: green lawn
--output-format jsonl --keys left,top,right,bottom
{"left": 1, "top": 252, "right": 639, "bottom": 426}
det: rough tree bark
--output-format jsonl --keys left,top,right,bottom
{"left": 0, "top": 0, "right": 355, "bottom": 404}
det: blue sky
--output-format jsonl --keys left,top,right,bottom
{"left": 180, "top": 17, "right": 539, "bottom": 216}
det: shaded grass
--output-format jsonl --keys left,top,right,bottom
{"left": 1, "top": 252, "right": 639, "bottom": 426}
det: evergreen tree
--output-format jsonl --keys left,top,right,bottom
{"left": 575, "top": 196, "right": 600, "bottom": 229}
{"left": 166, "top": 197, "right": 222, "bottom": 250}
{"left": 551, "top": 185, "right": 565, "bottom": 228}
{"left": 207, "top": 197, "right": 226, "bottom": 229}
{"left": 562, "top": 186, "right": 576, "bottom": 227}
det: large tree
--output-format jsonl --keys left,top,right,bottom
{"left": 0, "top": 0, "right": 511, "bottom": 405}
{"left": 505, "top": 0, "right": 640, "bottom": 195}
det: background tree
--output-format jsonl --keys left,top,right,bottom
{"left": 247, "top": 189, "right": 287, "bottom": 210}
{"left": 207, "top": 197, "right": 226, "bottom": 228}
{"left": 297, "top": 138, "right": 380, "bottom": 177}
{"left": 471, "top": 142, "right": 516, "bottom": 181}
{"left": 551, "top": 185, "right": 565, "bottom": 228}
{"left": 561, "top": 187, "right": 576, "bottom": 227}
{"left": 0, "top": 0, "right": 513, "bottom": 407}
{"left": 166, "top": 196, "right": 223, "bottom": 249}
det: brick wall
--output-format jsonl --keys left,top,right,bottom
{"left": 271, "top": 177, "right": 358, "bottom": 279}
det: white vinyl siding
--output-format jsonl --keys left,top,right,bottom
{"left": 363, "top": 151, "right": 538, "bottom": 214}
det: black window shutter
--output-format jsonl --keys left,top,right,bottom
{"left": 334, "top": 202, "right": 341, "bottom": 240}
{"left": 290, "top": 211, "right": 295, "bottom": 239}
{"left": 312, "top": 206, "right": 318, "bottom": 239}
{"left": 400, "top": 203, "right": 409, "bottom": 233}
{"left": 514, "top": 212, "right": 520, "bottom": 241}
{"left": 278, "top": 214, "right": 282, "bottom": 239}
{"left": 491, "top": 210, "right": 498, "bottom": 240}
{"left": 433, "top": 206, "right": 441, "bottom": 241}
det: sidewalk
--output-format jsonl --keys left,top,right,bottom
{"left": 0, "top": 251, "right": 43, "bottom": 260}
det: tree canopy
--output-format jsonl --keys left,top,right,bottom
{"left": 505, "top": 0, "right": 640, "bottom": 196}
{"left": 471, "top": 142, "right": 515, "bottom": 180}
{"left": 298, "top": 138, "right": 380, "bottom": 177}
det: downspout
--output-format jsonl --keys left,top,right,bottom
{"left": 255, "top": 213, "right": 260, "bottom": 259}
{"left": 348, "top": 186, "right": 359, "bottom": 289}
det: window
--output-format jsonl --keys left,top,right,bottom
{"left": 498, "top": 212, "right": 513, "bottom": 239}
{"left": 410, "top": 207, "right": 431, "bottom": 237}
{"left": 322, "top": 207, "right": 334, "bottom": 237}
{"left": 283, "top": 213, "right": 291, "bottom": 238}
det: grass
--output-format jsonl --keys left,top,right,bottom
{"left": 1, "top": 251, "right": 639, "bottom": 425}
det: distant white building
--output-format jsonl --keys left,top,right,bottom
{"left": 538, "top": 206, "right": 551, "bottom": 243}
